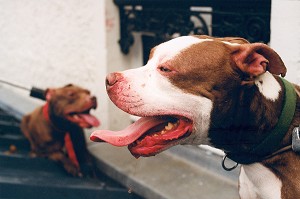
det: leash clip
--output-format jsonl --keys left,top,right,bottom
{"left": 222, "top": 155, "right": 239, "bottom": 171}
{"left": 292, "top": 126, "right": 300, "bottom": 153}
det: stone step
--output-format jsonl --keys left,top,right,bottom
{"left": 89, "top": 143, "right": 240, "bottom": 199}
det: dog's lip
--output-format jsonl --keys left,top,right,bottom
{"left": 90, "top": 116, "right": 168, "bottom": 145}
{"left": 68, "top": 109, "right": 90, "bottom": 115}
{"left": 127, "top": 117, "right": 193, "bottom": 158}
{"left": 65, "top": 100, "right": 97, "bottom": 116}
{"left": 65, "top": 105, "right": 100, "bottom": 128}
{"left": 90, "top": 115, "right": 193, "bottom": 155}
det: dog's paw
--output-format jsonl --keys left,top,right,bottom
{"left": 79, "top": 162, "right": 97, "bottom": 178}
{"left": 64, "top": 164, "right": 82, "bottom": 177}
{"left": 29, "top": 151, "right": 37, "bottom": 158}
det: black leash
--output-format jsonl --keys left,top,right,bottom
{"left": 0, "top": 78, "right": 46, "bottom": 101}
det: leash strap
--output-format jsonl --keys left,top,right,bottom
{"left": 226, "top": 78, "right": 297, "bottom": 164}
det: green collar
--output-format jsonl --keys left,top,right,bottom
{"left": 227, "top": 78, "right": 297, "bottom": 164}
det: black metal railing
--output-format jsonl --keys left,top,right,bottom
{"left": 114, "top": 0, "right": 271, "bottom": 63}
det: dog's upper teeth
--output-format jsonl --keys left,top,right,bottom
{"left": 165, "top": 122, "right": 174, "bottom": 130}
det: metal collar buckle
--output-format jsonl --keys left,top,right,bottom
{"left": 292, "top": 125, "right": 300, "bottom": 153}
{"left": 222, "top": 155, "right": 239, "bottom": 171}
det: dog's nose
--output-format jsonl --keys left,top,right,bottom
{"left": 106, "top": 72, "right": 120, "bottom": 88}
{"left": 91, "top": 96, "right": 97, "bottom": 109}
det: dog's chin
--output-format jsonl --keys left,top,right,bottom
{"left": 90, "top": 116, "right": 193, "bottom": 158}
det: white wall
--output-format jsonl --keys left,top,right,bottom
{"left": 105, "top": 0, "right": 143, "bottom": 130}
{"left": 0, "top": 0, "right": 143, "bottom": 132}
{"left": 1, "top": 0, "right": 299, "bottom": 133}
{"left": 270, "top": 0, "right": 300, "bottom": 84}
{"left": 0, "top": 0, "right": 109, "bottom": 130}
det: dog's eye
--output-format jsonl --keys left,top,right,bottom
{"left": 67, "top": 92, "right": 75, "bottom": 97}
{"left": 159, "top": 66, "right": 172, "bottom": 73}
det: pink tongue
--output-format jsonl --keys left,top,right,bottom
{"left": 78, "top": 114, "right": 100, "bottom": 127}
{"left": 90, "top": 117, "right": 168, "bottom": 146}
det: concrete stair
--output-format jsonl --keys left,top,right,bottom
{"left": 0, "top": 85, "right": 240, "bottom": 199}
{"left": 89, "top": 144, "right": 240, "bottom": 199}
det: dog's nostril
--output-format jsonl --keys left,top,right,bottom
{"left": 105, "top": 78, "right": 110, "bottom": 86}
{"left": 91, "top": 96, "right": 96, "bottom": 102}
{"left": 106, "top": 73, "right": 118, "bottom": 87}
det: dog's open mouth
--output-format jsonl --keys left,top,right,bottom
{"left": 90, "top": 116, "right": 193, "bottom": 158}
{"left": 67, "top": 108, "right": 100, "bottom": 128}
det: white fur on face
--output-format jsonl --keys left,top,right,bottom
{"left": 150, "top": 36, "right": 212, "bottom": 63}
{"left": 117, "top": 36, "right": 214, "bottom": 144}
{"left": 255, "top": 72, "right": 281, "bottom": 101}
{"left": 239, "top": 164, "right": 282, "bottom": 199}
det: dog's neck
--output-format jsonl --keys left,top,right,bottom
{"left": 42, "top": 102, "right": 80, "bottom": 168}
{"left": 209, "top": 75, "right": 298, "bottom": 164}
{"left": 42, "top": 102, "right": 65, "bottom": 133}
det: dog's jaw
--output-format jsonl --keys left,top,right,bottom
{"left": 110, "top": 37, "right": 215, "bottom": 145}
{"left": 91, "top": 36, "right": 215, "bottom": 156}
{"left": 49, "top": 86, "right": 100, "bottom": 129}
{"left": 107, "top": 65, "right": 213, "bottom": 146}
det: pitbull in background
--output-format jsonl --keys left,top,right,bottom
{"left": 21, "top": 84, "right": 100, "bottom": 176}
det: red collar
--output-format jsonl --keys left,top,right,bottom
{"left": 42, "top": 102, "right": 79, "bottom": 168}
{"left": 42, "top": 102, "right": 51, "bottom": 124}
{"left": 42, "top": 102, "right": 64, "bottom": 132}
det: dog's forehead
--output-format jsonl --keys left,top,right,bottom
{"left": 150, "top": 36, "right": 212, "bottom": 62}
{"left": 149, "top": 36, "right": 242, "bottom": 64}
{"left": 55, "top": 86, "right": 89, "bottom": 96}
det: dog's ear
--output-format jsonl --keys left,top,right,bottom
{"left": 230, "top": 43, "right": 287, "bottom": 78}
{"left": 45, "top": 89, "right": 55, "bottom": 101}
{"left": 195, "top": 35, "right": 249, "bottom": 44}
{"left": 64, "top": 84, "right": 73, "bottom": 87}
{"left": 217, "top": 37, "right": 250, "bottom": 45}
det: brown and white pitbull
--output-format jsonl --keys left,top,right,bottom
{"left": 21, "top": 84, "right": 100, "bottom": 176}
{"left": 91, "top": 35, "right": 300, "bottom": 199}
